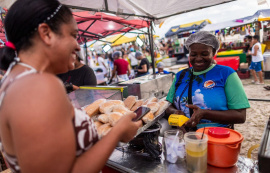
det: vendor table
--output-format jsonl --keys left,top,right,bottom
{"left": 106, "top": 137, "right": 258, "bottom": 173}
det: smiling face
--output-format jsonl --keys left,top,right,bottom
{"left": 189, "top": 43, "right": 214, "bottom": 72}
{"left": 50, "top": 17, "right": 80, "bottom": 74}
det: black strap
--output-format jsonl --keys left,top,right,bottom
{"left": 173, "top": 68, "right": 189, "bottom": 102}
{"left": 188, "top": 69, "right": 194, "bottom": 116}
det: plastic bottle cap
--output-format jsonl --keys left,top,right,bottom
{"left": 208, "top": 127, "right": 230, "bottom": 138}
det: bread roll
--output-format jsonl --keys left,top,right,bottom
{"left": 149, "top": 97, "right": 158, "bottom": 103}
{"left": 108, "top": 112, "right": 123, "bottom": 126}
{"left": 97, "top": 123, "right": 112, "bottom": 137}
{"left": 84, "top": 99, "right": 106, "bottom": 117}
{"left": 94, "top": 121, "right": 103, "bottom": 129}
{"left": 113, "top": 105, "right": 132, "bottom": 115}
{"left": 97, "top": 114, "right": 109, "bottom": 124}
{"left": 154, "top": 101, "right": 170, "bottom": 116}
{"left": 99, "top": 100, "right": 125, "bottom": 114}
{"left": 131, "top": 100, "right": 144, "bottom": 111}
{"left": 142, "top": 111, "right": 155, "bottom": 124}
{"left": 124, "top": 96, "right": 137, "bottom": 110}
{"left": 146, "top": 102, "right": 160, "bottom": 114}
{"left": 142, "top": 97, "right": 158, "bottom": 105}
{"left": 142, "top": 98, "right": 150, "bottom": 105}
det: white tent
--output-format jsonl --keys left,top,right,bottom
{"left": 58, "top": 0, "right": 234, "bottom": 21}
{"left": 201, "top": 20, "right": 254, "bottom": 32}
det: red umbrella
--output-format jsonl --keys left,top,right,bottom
{"left": 73, "top": 12, "right": 149, "bottom": 43}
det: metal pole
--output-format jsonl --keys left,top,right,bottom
{"left": 84, "top": 41, "right": 89, "bottom": 66}
{"left": 147, "top": 21, "right": 155, "bottom": 74}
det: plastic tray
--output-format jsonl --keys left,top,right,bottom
{"left": 134, "top": 102, "right": 171, "bottom": 138}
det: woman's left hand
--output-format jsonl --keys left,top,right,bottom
{"left": 184, "top": 104, "right": 205, "bottom": 127}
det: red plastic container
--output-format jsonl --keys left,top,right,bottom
{"left": 215, "top": 56, "right": 240, "bottom": 70}
{"left": 197, "top": 127, "right": 243, "bottom": 168}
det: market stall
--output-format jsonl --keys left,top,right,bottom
{"left": 164, "top": 19, "right": 211, "bottom": 62}
{"left": 3, "top": 0, "right": 265, "bottom": 173}
{"left": 58, "top": 1, "right": 264, "bottom": 173}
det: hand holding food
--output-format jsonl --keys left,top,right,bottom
{"left": 114, "top": 112, "right": 143, "bottom": 143}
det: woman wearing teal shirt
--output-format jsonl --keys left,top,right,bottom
{"left": 166, "top": 31, "right": 250, "bottom": 129}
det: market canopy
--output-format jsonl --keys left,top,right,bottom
{"left": 74, "top": 11, "right": 149, "bottom": 43}
{"left": 165, "top": 19, "right": 211, "bottom": 37}
{"left": 239, "top": 9, "right": 270, "bottom": 21}
{"left": 59, "top": 0, "right": 234, "bottom": 20}
{"left": 202, "top": 9, "right": 270, "bottom": 32}
{"left": 102, "top": 33, "right": 158, "bottom": 46}
{"left": 201, "top": 20, "right": 253, "bottom": 32}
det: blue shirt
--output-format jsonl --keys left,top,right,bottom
{"left": 166, "top": 64, "right": 250, "bottom": 127}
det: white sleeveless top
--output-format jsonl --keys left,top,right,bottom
{"left": 0, "top": 58, "right": 99, "bottom": 173}
{"left": 251, "top": 42, "right": 264, "bottom": 62}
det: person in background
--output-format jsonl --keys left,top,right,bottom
{"left": 97, "top": 53, "right": 108, "bottom": 76}
{"left": 109, "top": 51, "right": 131, "bottom": 83}
{"left": 156, "top": 62, "right": 170, "bottom": 74}
{"left": 128, "top": 50, "right": 138, "bottom": 69}
{"left": 0, "top": 1, "right": 141, "bottom": 172}
{"left": 248, "top": 35, "right": 264, "bottom": 84}
{"left": 135, "top": 51, "right": 150, "bottom": 77}
{"left": 244, "top": 35, "right": 252, "bottom": 66}
{"left": 57, "top": 52, "right": 97, "bottom": 93}
{"left": 167, "top": 39, "right": 174, "bottom": 57}
{"left": 166, "top": 31, "right": 250, "bottom": 130}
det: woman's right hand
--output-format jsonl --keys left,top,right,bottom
{"left": 114, "top": 113, "right": 143, "bottom": 143}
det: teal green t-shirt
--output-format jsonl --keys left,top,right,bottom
{"left": 166, "top": 64, "right": 250, "bottom": 125}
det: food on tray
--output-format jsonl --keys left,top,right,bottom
{"left": 149, "top": 97, "right": 158, "bottom": 103}
{"left": 142, "top": 99, "right": 150, "bottom": 105}
{"left": 154, "top": 100, "right": 170, "bottom": 116}
{"left": 131, "top": 100, "right": 144, "bottom": 111}
{"left": 94, "top": 121, "right": 103, "bottom": 129}
{"left": 142, "top": 111, "right": 155, "bottom": 124}
{"left": 83, "top": 96, "right": 170, "bottom": 136}
{"left": 99, "top": 100, "right": 125, "bottom": 114}
{"left": 113, "top": 105, "right": 132, "bottom": 115}
{"left": 97, "top": 114, "right": 109, "bottom": 124}
{"left": 142, "top": 97, "right": 158, "bottom": 105}
{"left": 84, "top": 99, "right": 106, "bottom": 117}
{"left": 124, "top": 96, "right": 137, "bottom": 109}
{"left": 97, "top": 123, "right": 112, "bottom": 137}
{"left": 146, "top": 102, "right": 160, "bottom": 114}
{"left": 91, "top": 114, "right": 100, "bottom": 122}
{"left": 108, "top": 112, "right": 123, "bottom": 126}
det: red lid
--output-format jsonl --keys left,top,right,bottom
{"left": 197, "top": 127, "right": 243, "bottom": 144}
{"left": 208, "top": 127, "right": 230, "bottom": 138}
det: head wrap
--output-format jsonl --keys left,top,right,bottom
{"left": 185, "top": 31, "right": 220, "bottom": 53}
{"left": 112, "top": 51, "right": 122, "bottom": 59}
{"left": 157, "top": 62, "right": 165, "bottom": 68}
{"left": 135, "top": 51, "right": 143, "bottom": 58}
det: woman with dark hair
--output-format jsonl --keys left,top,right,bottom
{"left": 0, "top": 0, "right": 141, "bottom": 172}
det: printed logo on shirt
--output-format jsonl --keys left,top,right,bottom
{"left": 204, "top": 80, "right": 216, "bottom": 89}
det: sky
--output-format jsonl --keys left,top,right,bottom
{"left": 154, "top": 0, "right": 270, "bottom": 38}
